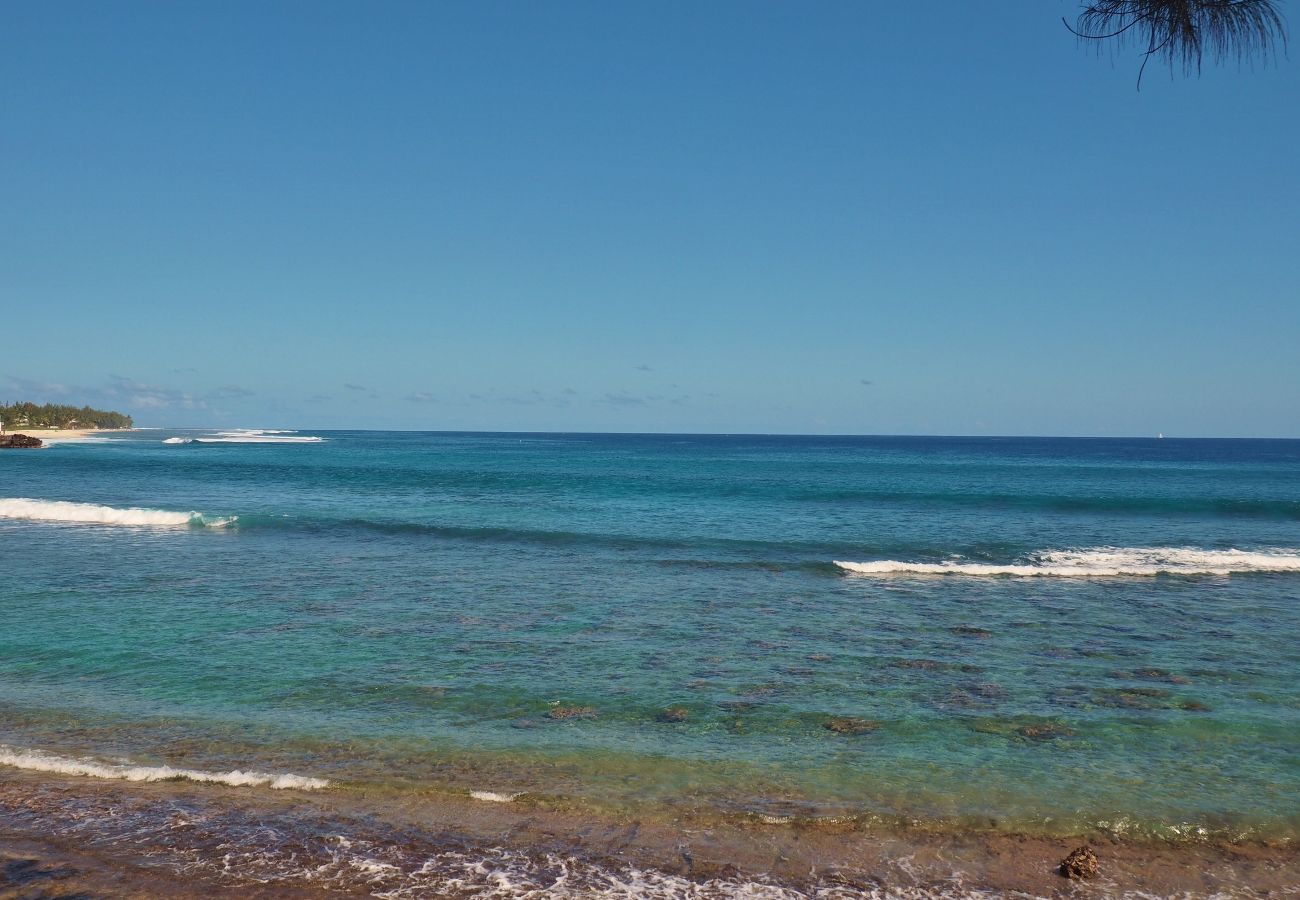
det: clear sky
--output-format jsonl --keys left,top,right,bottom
{"left": 2, "top": 1, "right": 1296, "bottom": 436}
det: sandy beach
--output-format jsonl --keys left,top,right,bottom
{"left": 2, "top": 428, "right": 130, "bottom": 442}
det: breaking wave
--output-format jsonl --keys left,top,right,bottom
{"left": 0, "top": 745, "right": 327, "bottom": 790}
{"left": 205, "top": 429, "right": 324, "bottom": 443}
{"left": 835, "top": 547, "right": 1300, "bottom": 578}
{"left": 0, "top": 497, "right": 234, "bottom": 528}
{"left": 163, "top": 429, "right": 324, "bottom": 444}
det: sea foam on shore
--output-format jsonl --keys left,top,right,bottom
{"left": 0, "top": 744, "right": 326, "bottom": 790}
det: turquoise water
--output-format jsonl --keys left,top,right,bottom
{"left": 2, "top": 431, "right": 1298, "bottom": 841}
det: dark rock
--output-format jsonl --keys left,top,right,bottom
{"left": 1178, "top": 699, "right": 1212, "bottom": 712}
{"left": 0, "top": 433, "right": 43, "bottom": 449}
{"left": 1059, "top": 846, "right": 1099, "bottom": 879}
{"left": 892, "top": 658, "right": 941, "bottom": 670}
{"left": 807, "top": 653, "right": 831, "bottom": 662}
{"left": 657, "top": 706, "right": 690, "bottom": 723}
{"left": 824, "top": 716, "right": 879, "bottom": 735}
{"left": 953, "top": 625, "right": 992, "bottom": 638}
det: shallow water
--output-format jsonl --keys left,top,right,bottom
{"left": 2, "top": 431, "right": 1299, "bottom": 851}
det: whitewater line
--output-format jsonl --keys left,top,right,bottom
{"left": 835, "top": 547, "right": 1300, "bottom": 578}
{"left": 0, "top": 497, "right": 234, "bottom": 528}
{"left": 0, "top": 744, "right": 327, "bottom": 790}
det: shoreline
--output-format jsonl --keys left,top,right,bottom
{"left": 1, "top": 770, "right": 1295, "bottom": 898}
{"left": 2, "top": 427, "right": 132, "bottom": 442}
{"left": 4, "top": 714, "right": 1293, "bottom": 849}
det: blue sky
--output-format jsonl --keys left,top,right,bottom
{"left": 2, "top": 1, "right": 1296, "bottom": 435}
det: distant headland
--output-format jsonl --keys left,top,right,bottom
{"left": 0, "top": 401, "right": 133, "bottom": 448}
{"left": 1, "top": 401, "right": 133, "bottom": 431}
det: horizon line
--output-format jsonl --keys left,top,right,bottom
{"left": 138, "top": 427, "right": 1300, "bottom": 441}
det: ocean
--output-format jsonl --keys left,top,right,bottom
{"left": 2, "top": 430, "right": 1298, "bottom": 897}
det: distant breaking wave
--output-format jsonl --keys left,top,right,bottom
{"left": 835, "top": 547, "right": 1300, "bottom": 578}
{"left": 0, "top": 498, "right": 234, "bottom": 528}
{"left": 164, "top": 429, "right": 324, "bottom": 444}
{"left": 0, "top": 745, "right": 326, "bottom": 790}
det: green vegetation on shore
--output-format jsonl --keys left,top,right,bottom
{"left": 0, "top": 401, "right": 133, "bottom": 430}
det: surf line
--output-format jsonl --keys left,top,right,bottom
{"left": 0, "top": 745, "right": 328, "bottom": 790}
{"left": 0, "top": 497, "right": 235, "bottom": 528}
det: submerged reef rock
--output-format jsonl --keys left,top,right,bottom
{"left": 718, "top": 700, "right": 759, "bottom": 712}
{"left": 940, "top": 681, "right": 1007, "bottom": 710}
{"left": 891, "top": 658, "right": 941, "bottom": 670}
{"left": 1111, "top": 667, "right": 1192, "bottom": 684}
{"left": 952, "top": 625, "right": 993, "bottom": 638}
{"left": 1136, "top": 667, "right": 1192, "bottom": 684}
{"left": 823, "top": 716, "right": 879, "bottom": 735}
{"left": 1014, "top": 722, "right": 1076, "bottom": 741}
{"left": 1059, "top": 846, "right": 1100, "bottom": 879}
{"left": 1094, "top": 687, "right": 1172, "bottom": 710}
{"left": 548, "top": 705, "right": 596, "bottom": 720}
{"left": 656, "top": 706, "right": 690, "bottom": 723}
{"left": 0, "top": 433, "right": 42, "bottom": 448}
{"left": 972, "top": 718, "right": 1076, "bottom": 742}
{"left": 1052, "top": 684, "right": 1211, "bottom": 712}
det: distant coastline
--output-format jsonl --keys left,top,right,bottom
{"left": 0, "top": 401, "right": 133, "bottom": 432}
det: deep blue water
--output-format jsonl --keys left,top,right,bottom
{"left": 2, "top": 430, "right": 1298, "bottom": 840}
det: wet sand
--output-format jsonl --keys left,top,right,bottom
{"left": 2, "top": 771, "right": 1295, "bottom": 898}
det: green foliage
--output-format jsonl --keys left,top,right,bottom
{"left": 0, "top": 401, "right": 133, "bottom": 430}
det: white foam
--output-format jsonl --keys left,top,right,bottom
{"left": 219, "top": 429, "right": 297, "bottom": 435}
{"left": 45, "top": 435, "right": 121, "bottom": 445}
{"left": 162, "top": 429, "right": 322, "bottom": 444}
{"left": 0, "top": 745, "right": 327, "bottom": 790}
{"left": 469, "top": 790, "right": 520, "bottom": 803}
{"left": 199, "top": 433, "right": 323, "bottom": 443}
{"left": 835, "top": 547, "right": 1300, "bottom": 578}
{"left": 0, "top": 497, "right": 234, "bottom": 528}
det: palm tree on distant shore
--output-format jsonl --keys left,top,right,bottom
{"left": 1069, "top": 0, "right": 1288, "bottom": 87}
